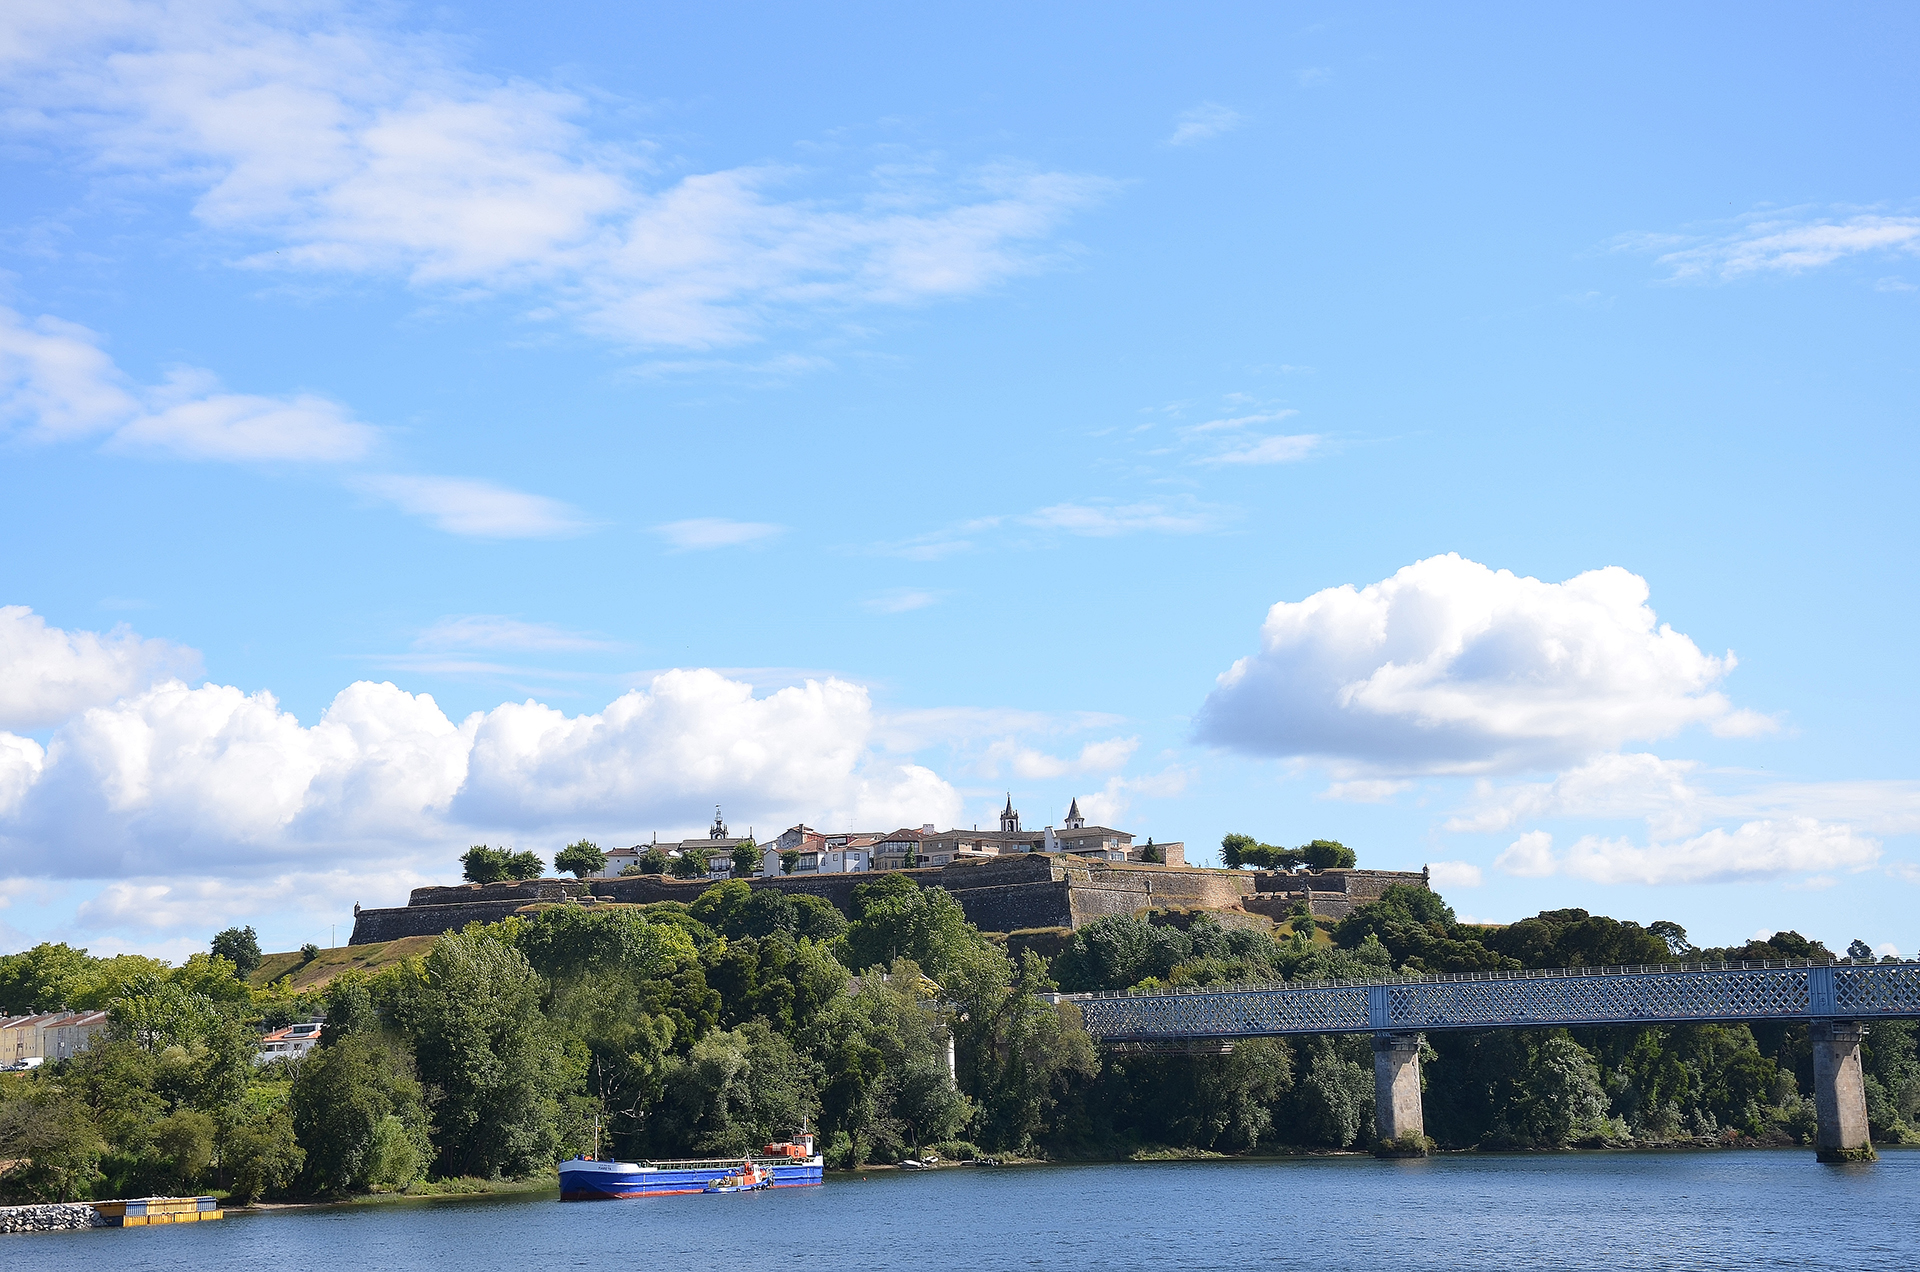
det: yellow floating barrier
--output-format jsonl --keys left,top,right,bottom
{"left": 89, "top": 1197, "right": 223, "bottom": 1226}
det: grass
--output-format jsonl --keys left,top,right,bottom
{"left": 249, "top": 936, "right": 438, "bottom": 991}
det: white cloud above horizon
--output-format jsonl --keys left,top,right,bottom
{"left": 1, "top": 306, "right": 378, "bottom": 461}
{"left": 1196, "top": 554, "right": 1773, "bottom": 775}
{"left": 1495, "top": 819, "right": 1880, "bottom": 886}
{"left": 355, "top": 474, "right": 590, "bottom": 539}
{"left": 0, "top": 3, "right": 1111, "bottom": 350}
{"left": 655, "top": 518, "right": 786, "bottom": 551}
{"left": 414, "top": 615, "right": 622, "bottom": 653}
{"left": 0, "top": 605, "right": 201, "bottom": 730}
{"left": 1631, "top": 211, "right": 1920, "bottom": 282}
{"left": 0, "top": 611, "right": 963, "bottom": 922}
{"left": 1167, "top": 103, "right": 1244, "bottom": 146}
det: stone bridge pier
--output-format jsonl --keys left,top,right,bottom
{"left": 1812, "top": 1022, "right": 1875, "bottom": 1163}
{"left": 1371, "top": 1032, "right": 1425, "bottom": 1156}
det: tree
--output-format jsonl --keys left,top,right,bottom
{"left": 397, "top": 930, "right": 566, "bottom": 1178}
{"left": 1648, "top": 920, "right": 1695, "bottom": 959}
{"left": 670, "top": 852, "right": 702, "bottom": 879}
{"left": 0, "top": 942, "right": 95, "bottom": 1013}
{"left": 218, "top": 1106, "right": 304, "bottom": 1203}
{"left": 506, "top": 850, "right": 545, "bottom": 880}
{"left": 1141, "top": 839, "right": 1163, "bottom": 864}
{"left": 780, "top": 849, "right": 800, "bottom": 875}
{"left": 555, "top": 840, "right": 607, "bottom": 879}
{"left": 291, "top": 1033, "right": 432, "bottom": 1194}
{"left": 1849, "top": 939, "right": 1876, "bottom": 963}
{"left": 1220, "top": 833, "right": 1255, "bottom": 869}
{"left": 209, "top": 926, "right": 261, "bottom": 979}
{"left": 731, "top": 838, "right": 760, "bottom": 878}
{"left": 640, "top": 846, "right": 670, "bottom": 875}
{"left": 838, "top": 875, "right": 981, "bottom": 980}
{"left": 1300, "top": 839, "right": 1357, "bottom": 870}
{"left": 461, "top": 845, "right": 511, "bottom": 883}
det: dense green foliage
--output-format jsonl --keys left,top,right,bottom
{"left": 1219, "top": 834, "right": 1356, "bottom": 871}
{"left": 460, "top": 845, "right": 545, "bottom": 884}
{"left": 2, "top": 875, "right": 1915, "bottom": 1202}
{"left": 554, "top": 840, "right": 607, "bottom": 879}
{"left": 210, "top": 927, "right": 262, "bottom": 979}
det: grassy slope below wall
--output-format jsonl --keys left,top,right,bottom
{"left": 249, "top": 936, "right": 438, "bottom": 991}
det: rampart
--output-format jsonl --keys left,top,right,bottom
{"left": 347, "top": 854, "right": 1427, "bottom": 945}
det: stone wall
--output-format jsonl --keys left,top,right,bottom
{"left": 351, "top": 851, "right": 1312, "bottom": 945}
{"left": 0, "top": 1203, "right": 109, "bottom": 1234}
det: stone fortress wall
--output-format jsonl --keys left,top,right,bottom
{"left": 349, "top": 852, "right": 1430, "bottom": 945}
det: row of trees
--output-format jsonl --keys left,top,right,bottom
{"left": 1219, "top": 835, "right": 1358, "bottom": 871}
{"left": 3, "top": 876, "right": 1915, "bottom": 1203}
{"left": 464, "top": 839, "right": 755, "bottom": 884}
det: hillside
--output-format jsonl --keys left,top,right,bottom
{"left": 248, "top": 935, "right": 437, "bottom": 991}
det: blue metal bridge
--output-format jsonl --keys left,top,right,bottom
{"left": 1066, "top": 959, "right": 1920, "bottom": 1161}
{"left": 1069, "top": 959, "right": 1920, "bottom": 1042}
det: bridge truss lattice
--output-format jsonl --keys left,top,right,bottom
{"left": 1070, "top": 961, "right": 1920, "bottom": 1043}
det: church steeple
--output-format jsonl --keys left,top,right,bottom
{"left": 999, "top": 794, "right": 1021, "bottom": 834}
{"left": 1065, "top": 798, "right": 1084, "bottom": 830}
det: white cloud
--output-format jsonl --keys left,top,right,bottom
{"left": 1494, "top": 830, "right": 1558, "bottom": 878}
{"left": 979, "top": 736, "right": 1139, "bottom": 782}
{"left": 891, "top": 499, "right": 1222, "bottom": 558}
{"left": 1197, "top": 554, "right": 1768, "bottom": 774}
{"left": 1, "top": 4, "right": 1108, "bottom": 349}
{"left": 1077, "top": 766, "right": 1189, "bottom": 828}
{"left": 1638, "top": 213, "right": 1920, "bottom": 282}
{"left": 356, "top": 474, "right": 588, "bottom": 538}
{"left": 1199, "top": 434, "right": 1321, "bottom": 466}
{"left": 0, "top": 604, "right": 201, "bottom": 729}
{"left": 0, "top": 307, "right": 377, "bottom": 461}
{"left": 655, "top": 519, "right": 785, "bottom": 551}
{"left": 1450, "top": 752, "right": 1920, "bottom": 840}
{"left": 1426, "top": 861, "right": 1483, "bottom": 890}
{"left": 1319, "top": 779, "right": 1412, "bottom": 804}
{"left": 1495, "top": 820, "right": 1880, "bottom": 886}
{"left": 1167, "top": 103, "right": 1244, "bottom": 146}
{"left": 414, "top": 615, "right": 619, "bottom": 653}
{"left": 863, "top": 590, "right": 939, "bottom": 614}
{"left": 0, "top": 655, "right": 960, "bottom": 890}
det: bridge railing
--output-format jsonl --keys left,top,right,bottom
{"left": 1066, "top": 959, "right": 1920, "bottom": 1039}
{"left": 1064, "top": 957, "right": 1917, "bottom": 1001}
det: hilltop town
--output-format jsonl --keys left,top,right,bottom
{"left": 348, "top": 796, "right": 1429, "bottom": 948}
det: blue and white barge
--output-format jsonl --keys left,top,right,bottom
{"left": 559, "top": 1135, "right": 823, "bottom": 1200}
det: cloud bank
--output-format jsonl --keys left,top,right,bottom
{"left": 0, "top": 609, "right": 960, "bottom": 931}
{"left": 1196, "top": 554, "right": 1771, "bottom": 774}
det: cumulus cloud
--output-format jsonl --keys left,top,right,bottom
{"left": 0, "top": 611, "right": 961, "bottom": 895}
{"left": 1196, "top": 554, "right": 1771, "bottom": 775}
{"left": 355, "top": 475, "right": 589, "bottom": 538}
{"left": 1426, "top": 861, "right": 1483, "bottom": 890}
{"left": 1634, "top": 212, "right": 1920, "bottom": 282}
{"left": 0, "top": 3, "right": 1108, "bottom": 349}
{"left": 1495, "top": 820, "right": 1880, "bottom": 886}
{"left": 655, "top": 519, "right": 785, "bottom": 551}
{"left": 1167, "top": 103, "right": 1244, "bottom": 146}
{"left": 0, "top": 307, "right": 377, "bottom": 461}
{"left": 0, "top": 605, "right": 201, "bottom": 729}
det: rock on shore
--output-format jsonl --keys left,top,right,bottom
{"left": 0, "top": 1203, "right": 110, "bottom": 1234}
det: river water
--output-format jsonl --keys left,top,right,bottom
{"left": 17, "top": 1150, "right": 1919, "bottom": 1269}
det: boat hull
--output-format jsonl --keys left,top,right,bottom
{"left": 559, "top": 1156, "right": 824, "bottom": 1200}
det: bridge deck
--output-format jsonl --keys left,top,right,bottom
{"left": 1068, "top": 960, "right": 1920, "bottom": 1041}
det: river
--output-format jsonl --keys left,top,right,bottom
{"left": 18, "top": 1150, "right": 1919, "bottom": 1269}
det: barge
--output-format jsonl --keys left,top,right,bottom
{"left": 559, "top": 1134, "right": 822, "bottom": 1200}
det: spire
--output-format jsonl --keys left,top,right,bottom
{"left": 1003, "top": 793, "right": 1014, "bottom": 815}
{"left": 1065, "top": 797, "right": 1085, "bottom": 829}
{"left": 999, "top": 794, "right": 1020, "bottom": 834}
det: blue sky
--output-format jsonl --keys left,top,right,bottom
{"left": 1, "top": 1, "right": 1915, "bottom": 959}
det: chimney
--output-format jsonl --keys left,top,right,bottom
{"left": 921, "top": 823, "right": 936, "bottom": 834}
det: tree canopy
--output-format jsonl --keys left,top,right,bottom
{"left": 553, "top": 840, "right": 607, "bottom": 879}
